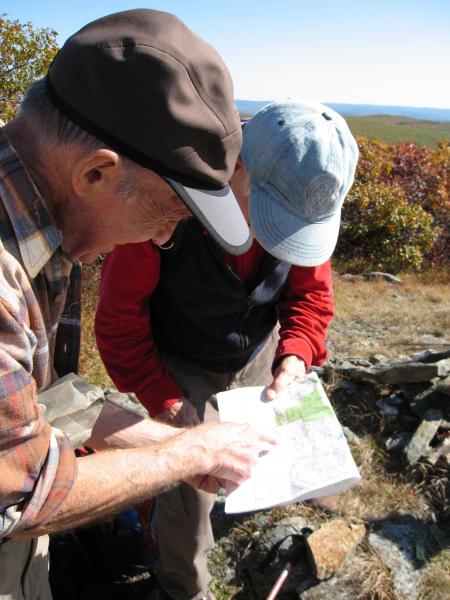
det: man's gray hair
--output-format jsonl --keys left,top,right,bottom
{"left": 18, "top": 79, "right": 144, "bottom": 202}
{"left": 19, "top": 79, "right": 106, "bottom": 153}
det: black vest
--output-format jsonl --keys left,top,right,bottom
{"left": 150, "top": 220, "right": 291, "bottom": 372}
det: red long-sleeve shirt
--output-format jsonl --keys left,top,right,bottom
{"left": 95, "top": 239, "right": 334, "bottom": 416}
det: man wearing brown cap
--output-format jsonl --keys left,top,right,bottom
{"left": 0, "top": 9, "right": 275, "bottom": 599}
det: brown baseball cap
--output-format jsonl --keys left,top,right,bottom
{"left": 46, "top": 9, "right": 251, "bottom": 254}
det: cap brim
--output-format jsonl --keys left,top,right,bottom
{"left": 249, "top": 184, "right": 341, "bottom": 266}
{"left": 164, "top": 177, "right": 252, "bottom": 255}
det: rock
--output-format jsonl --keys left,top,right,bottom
{"left": 259, "top": 516, "right": 312, "bottom": 553}
{"left": 363, "top": 272, "right": 402, "bottom": 284}
{"left": 385, "top": 431, "right": 412, "bottom": 452}
{"left": 305, "top": 520, "right": 366, "bottom": 581}
{"left": 436, "top": 358, "right": 450, "bottom": 376}
{"left": 416, "top": 334, "right": 450, "bottom": 347}
{"left": 379, "top": 361, "right": 450, "bottom": 384}
{"left": 252, "top": 512, "right": 272, "bottom": 530}
{"left": 368, "top": 517, "right": 428, "bottom": 600}
{"left": 409, "top": 349, "right": 450, "bottom": 363}
{"left": 399, "top": 414, "right": 422, "bottom": 431}
{"left": 297, "top": 570, "right": 356, "bottom": 599}
{"left": 335, "top": 358, "right": 450, "bottom": 385}
{"left": 404, "top": 409, "right": 443, "bottom": 465}
{"left": 436, "top": 375, "right": 450, "bottom": 397}
{"left": 334, "top": 364, "right": 379, "bottom": 383}
{"left": 401, "top": 381, "right": 436, "bottom": 401}
{"left": 335, "top": 361, "right": 445, "bottom": 384}
{"left": 386, "top": 394, "right": 403, "bottom": 406}
{"left": 369, "top": 354, "right": 388, "bottom": 365}
{"left": 342, "top": 426, "right": 362, "bottom": 445}
{"left": 400, "top": 381, "right": 438, "bottom": 417}
{"left": 343, "top": 357, "right": 374, "bottom": 367}
{"left": 429, "top": 392, "right": 450, "bottom": 421}
{"left": 336, "top": 379, "right": 367, "bottom": 396}
{"left": 427, "top": 437, "right": 450, "bottom": 465}
{"left": 409, "top": 396, "right": 434, "bottom": 419}
{"left": 376, "top": 397, "right": 400, "bottom": 415}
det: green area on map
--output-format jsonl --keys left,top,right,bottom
{"left": 274, "top": 388, "right": 334, "bottom": 426}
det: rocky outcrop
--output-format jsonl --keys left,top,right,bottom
{"left": 319, "top": 349, "right": 450, "bottom": 466}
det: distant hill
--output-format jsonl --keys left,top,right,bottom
{"left": 235, "top": 99, "right": 450, "bottom": 122}
{"left": 345, "top": 115, "right": 450, "bottom": 147}
{"left": 235, "top": 100, "right": 450, "bottom": 147}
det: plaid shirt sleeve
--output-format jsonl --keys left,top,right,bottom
{"left": 0, "top": 247, "right": 77, "bottom": 538}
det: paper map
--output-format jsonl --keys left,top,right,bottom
{"left": 217, "top": 372, "right": 361, "bottom": 513}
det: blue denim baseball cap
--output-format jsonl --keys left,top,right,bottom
{"left": 241, "top": 99, "right": 359, "bottom": 266}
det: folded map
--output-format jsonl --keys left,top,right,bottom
{"left": 217, "top": 372, "right": 361, "bottom": 513}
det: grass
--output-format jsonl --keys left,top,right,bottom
{"left": 337, "top": 540, "right": 397, "bottom": 600}
{"left": 420, "top": 549, "right": 450, "bottom": 599}
{"left": 345, "top": 115, "right": 450, "bottom": 147}
{"left": 79, "top": 263, "right": 112, "bottom": 388}
{"left": 336, "top": 436, "right": 429, "bottom": 521}
{"left": 329, "top": 271, "right": 450, "bottom": 360}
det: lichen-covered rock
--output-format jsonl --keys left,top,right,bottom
{"left": 436, "top": 375, "right": 450, "bottom": 397}
{"left": 404, "top": 408, "right": 443, "bottom": 464}
{"left": 298, "top": 570, "right": 356, "bottom": 599}
{"left": 368, "top": 517, "right": 430, "bottom": 600}
{"left": 305, "top": 520, "right": 366, "bottom": 580}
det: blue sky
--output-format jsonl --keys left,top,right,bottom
{"left": 3, "top": 1, "right": 450, "bottom": 109}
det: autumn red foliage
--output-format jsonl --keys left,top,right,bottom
{"left": 336, "top": 137, "right": 449, "bottom": 272}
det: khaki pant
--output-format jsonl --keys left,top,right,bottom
{"left": 0, "top": 536, "right": 52, "bottom": 600}
{"left": 155, "top": 331, "right": 278, "bottom": 600}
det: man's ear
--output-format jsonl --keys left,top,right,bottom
{"left": 72, "top": 149, "right": 121, "bottom": 197}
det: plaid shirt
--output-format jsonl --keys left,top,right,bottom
{"left": 0, "top": 128, "right": 79, "bottom": 537}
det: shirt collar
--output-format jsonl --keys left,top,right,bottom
{"left": 0, "top": 128, "right": 63, "bottom": 278}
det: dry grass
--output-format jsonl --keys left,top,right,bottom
{"left": 329, "top": 271, "right": 450, "bottom": 360}
{"left": 419, "top": 549, "right": 450, "bottom": 599}
{"left": 342, "top": 541, "right": 397, "bottom": 600}
{"left": 79, "top": 263, "right": 113, "bottom": 388}
{"left": 337, "top": 437, "right": 430, "bottom": 522}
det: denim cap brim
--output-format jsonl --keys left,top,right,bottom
{"left": 249, "top": 183, "right": 341, "bottom": 266}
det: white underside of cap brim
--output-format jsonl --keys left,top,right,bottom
{"left": 165, "top": 178, "right": 252, "bottom": 255}
{"left": 249, "top": 184, "right": 341, "bottom": 267}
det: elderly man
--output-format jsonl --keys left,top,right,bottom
{"left": 0, "top": 9, "right": 275, "bottom": 600}
{"left": 96, "top": 99, "right": 359, "bottom": 599}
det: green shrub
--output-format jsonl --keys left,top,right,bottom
{"left": 335, "top": 137, "right": 448, "bottom": 272}
{"left": 337, "top": 179, "right": 439, "bottom": 273}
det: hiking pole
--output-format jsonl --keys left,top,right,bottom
{"left": 266, "top": 561, "right": 293, "bottom": 600}
{"left": 263, "top": 530, "right": 312, "bottom": 600}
